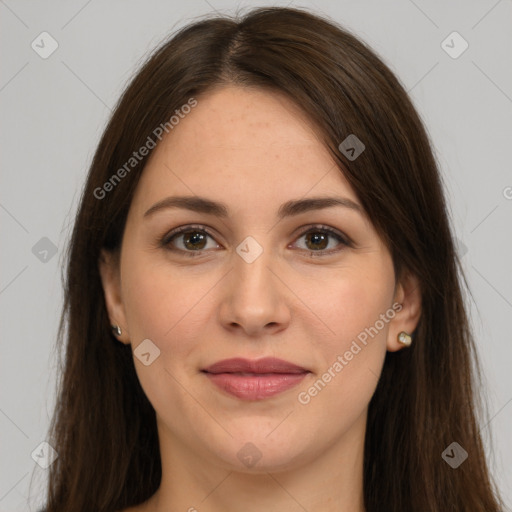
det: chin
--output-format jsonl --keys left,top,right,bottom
{"left": 209, "top": 426, "right": 312, "bottom": 474}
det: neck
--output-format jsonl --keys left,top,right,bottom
{"left": 150, "top": 411, "right": 367, "bottom": 512}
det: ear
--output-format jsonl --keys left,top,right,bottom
{"left": 98, "top": 249, "right": 130, "bottom": 344}
{"left": 386, "top": 270, "right": 422, "bottom": 352}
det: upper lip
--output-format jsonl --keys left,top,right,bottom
{"left": 202, "top": 357, "right": 309, "bottom": 374}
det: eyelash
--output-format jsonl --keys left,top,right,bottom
{"left": 160, "top": 224, "right": 351, "bottom": 258}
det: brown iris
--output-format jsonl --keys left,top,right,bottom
{"left": 304, "top": 232, "right": 328, "bottom": 251}
{"left": 182, "top": 231, "right": 208, "bottom": 250}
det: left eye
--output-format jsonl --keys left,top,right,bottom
{"left": 161, "top": 225, "right": 349, "bottom": 257}
{"left": 293, "top": 227, "right": 348, "bottom": 255}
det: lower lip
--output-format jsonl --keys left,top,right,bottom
{"left": 204, "top": 372, "right": 309, "bottom": 400}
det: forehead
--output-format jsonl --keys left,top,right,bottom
{"left": 178, "top": 85, "right": 319, "bottom": 145}
{"left": 131, "top": 85, "right": 359, "bottom": 214}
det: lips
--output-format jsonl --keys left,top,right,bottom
{"left": 202, "top": 357, "right": 310, "bottom": 400}
{"left": 202, "top": 357, "right": 308, "bottom": 375}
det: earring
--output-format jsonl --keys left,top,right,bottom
{"left": 111, "top": 325, "right": 122, "bottom": 337}
{"left": 397, "top": 331, "right": 412, "bottom": 346}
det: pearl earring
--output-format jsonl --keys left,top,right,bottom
{"left": 397, "top": 331, "right": 412, "bottom": 346}
{"left": 111, "top": 325, "right": 122, "bottom": 337}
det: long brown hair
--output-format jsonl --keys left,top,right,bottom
{"left": 37, "top": 6, "right": 505, "bottom": 511}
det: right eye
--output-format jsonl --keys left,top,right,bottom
{"left": 161, "top": 225, "right": 221, "bottom": 257}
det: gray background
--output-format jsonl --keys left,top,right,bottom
{"left": 1, "top": 0, "right": 511, "bottom": 510}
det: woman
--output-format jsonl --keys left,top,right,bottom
{"left": 38, "top": 6, "right": 505, "bottom": 512}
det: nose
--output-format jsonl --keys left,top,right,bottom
{"left": 218, "top": 243, "right": 291, "bottom": 338}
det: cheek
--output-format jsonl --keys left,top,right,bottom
{"left": 121, "top": 249, "right": 216, "bottom": 361}
{"left": 309, "top": 263, "right": 394, "bottom": 345}
{"left": 119, "top": 251, "right": 213, "bottom": 417}
{"left": 301, "top": 266, "right": 393, "bottom": 405}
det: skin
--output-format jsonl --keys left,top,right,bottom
{"left": 100, "top": 85, "right": 422, "bottom": 512}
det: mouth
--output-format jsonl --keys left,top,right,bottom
{"left": 201, "top": 357, "right": 311, "bottom": 401}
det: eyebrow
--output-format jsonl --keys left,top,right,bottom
{"left": 143, "top": 195, "right": 363, "bottom": 219}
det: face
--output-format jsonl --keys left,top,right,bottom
{"left": 100, "top": 85, "right": 421, "bottom": 473}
